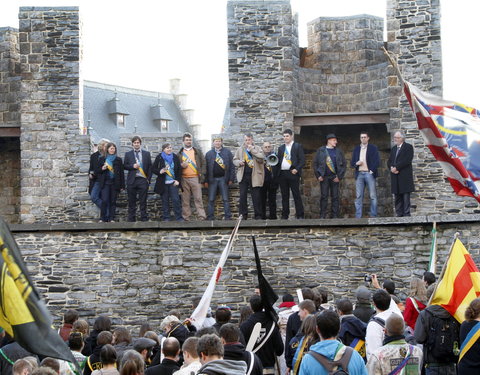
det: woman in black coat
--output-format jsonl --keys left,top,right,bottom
{"left": 96, "top": 142, "right": 125, "bottom": 222}
{"left": 152, "top": 143, "right": 183, "bottom": 221}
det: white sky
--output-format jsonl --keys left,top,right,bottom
{"left": 1, "top": 0, "right": 478, "bottom": 139}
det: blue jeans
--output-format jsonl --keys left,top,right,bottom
{"left": 355, "top": 172, "right": 377, "bottom": 218}
{"left": 207, "top": 177, "right": 231, "bottom": 220}
{"left": 90, "top": 181, "right": 102, "bottom": 209}
{"left": 161, "top": 183, "right": 182, "bottom": 221}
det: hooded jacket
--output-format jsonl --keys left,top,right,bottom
{"left": 223, "top": 343, "right": 263, "bottom": 375}
{"left": 197, "top": 359, "right": 247, "bottom": 375}
{"left": 339, "top": 315, "right": 367, "bottom": 347}
{"left": 298, "top": 340, "right": 367, "bottom": 375}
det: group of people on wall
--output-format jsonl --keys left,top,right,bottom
{"left": 88, "top": 129, "right": 415, "bottom": 222}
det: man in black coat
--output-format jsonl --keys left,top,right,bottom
{"left": 145, "top": 338, "right": 180, "bottom": 375}
{"left": 240, "top": 295, "right": 283, "bottom": 371}
{"left": 387, "top": 131, "right": 415, "bottom": 217}
{"left": 275, "top": 129, "right": 305, "bottom": 219}
{"left": 124, "top": 136, "right": 152, "bottom": 222}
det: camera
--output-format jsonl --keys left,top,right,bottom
{"left": 364, "top": 274, "right": 372, "bottom": 283}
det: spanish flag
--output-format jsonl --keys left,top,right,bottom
{"left": 0, "top": 217, "right": 79, "bottom": 368}
{"left": 430, "top": 238, "right": 480, "bottom": 322}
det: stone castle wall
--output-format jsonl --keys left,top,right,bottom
{"left": 295, "top": 15, "right": 388, "bottom": 114}
{"left": 227, "top": 0, "right": 295, "bottom": 144}
{"left": 0, "top": 27, "right": 21, "bottom": 127}
{"left": 11, "top": 216, "right": 480, "bottom": 327}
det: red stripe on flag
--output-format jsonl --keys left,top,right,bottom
{"left": 215, "top": 267, "right": 222, "bottom": 283}
{"left": 442, "top": 253, "right": 479, "bottom": 315}
{"left": 447, "top": 178, "right": 478, "bottom": 199}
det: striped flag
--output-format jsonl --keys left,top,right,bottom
{"left": 190, "top": 216, "right": 242, "bottom": 327}
{"left": 0, "top": 217, "right": 79, "bottom": 369}
{"left": 403, "top": 81, "right": 480, "bottom": 203}
{"left": 430, "top": 237, "right": 480, "bottom": 322}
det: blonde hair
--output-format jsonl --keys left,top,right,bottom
{"left": 409, "top": 277, "right": 427, "bottom": 304}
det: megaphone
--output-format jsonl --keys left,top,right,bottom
{"left": 265, "top": 154, "right": 279, "bottom": 166}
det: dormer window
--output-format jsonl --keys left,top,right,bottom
{"left": 151, "top": 100, "right": 173, "bottom": 133}
{"left": 108, "top": 91, "right": 129, "bottom": 128}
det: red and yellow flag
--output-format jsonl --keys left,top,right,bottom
{"left": 430, "top": 238, "right": 480, "bottom": 322}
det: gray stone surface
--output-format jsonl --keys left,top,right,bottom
{"left": 10, "top": 216, "right": 480, "bottom": 329}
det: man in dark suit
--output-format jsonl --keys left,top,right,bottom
{"left": 387, "top": 131, "right": 414, "bottom": 217}
{"left": 124, "top": 135, "right": 152, "bottom": 222}
{"left": 275, "top": 129, "right": 305, "bottom": 219}
{"left": 145, "top": 337, "right": 180, "bottom": 375}
{"left": 350, "top": 131, "right": 380, "bottom": 218}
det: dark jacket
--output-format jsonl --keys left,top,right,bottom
{"left": 275, "top": 142, "right": 305, "bottom": 177}
{"left": 414, "top": 304, "right": 457, "bottom": 364}
{"left": 124, "top": 149, "right": 153, "bottom": 186}
{"left": 459, "top": 320, "right": 480, "bottom": 375}
{"left": 205, "top": 147, "right": 235, "bottom": 184}
{"left": 313, "top": 146, "right": 346, "bottom": 179}
{"left": 95, "top": 156, "right": 125, "bottom": 191}
{"left": 240, "top": 312, "right": 284, "bottom": 368}
{"left": 223, "top": 342, "right": 263, "bottom": 375}
{"left": 284, "top": 311, "right": 301, "bottom": 357}
{"left": 84, "top": 343, "right": 103, "bottom": 375}
{"left": 285, "top": 330, "right": 303, "bottom": 369}
{"left": 178, "top": 147, "right": 206, "bottom": 183}
{"left": 339, "top": 315, "right": 367, "bottom": 347}
{"left": 350, "top": 144, "right": 380, "bottom": 178}
{"left": 82, "top": 329, "right": 101, "bottom": 356}
{"left": 0, "top": 342, "right": 34, "bottom": 375}
{"left": 166, "top": 323, "right": 190, "bottom": 348}
{"left": 353, "top": 303, "right": 376, "bottom": 324}
{"left": 88, "top": 151, "right": 101, "bottom": 193}
{"left": 387, "top": 142, "right": 415, "bottom": 194}
{"left": 152, "top": 153, "right": 182, "bottom": 195}
{"left": 145, "top": 358, "right": 180, "bottom": 375}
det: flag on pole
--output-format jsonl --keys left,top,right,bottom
{"left": 403, "top": 81, "right": 480, "bottom": 203}
{"left": 252, "top": 236, "right": 278, "bottom": 322}
{"left": 190, "top": 216, "right": 242, "bottom": 327}
{"left": 0, "top": 217, "right": 79, "bottom": 368}
{"left": 430, "top": 237, "right": 480, "bottom": 322}
{"left": 428, "top": 222, "right": 437, "bottom": 274}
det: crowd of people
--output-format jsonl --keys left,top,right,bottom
{"left": 88, "top": 128, "right": 415, "bottom": 222}
{"left": 3, "top": 270, "right": 480, "bottom": 375}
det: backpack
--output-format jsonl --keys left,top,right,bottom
{"left": 425, "top": 309, "right": 460, "bottom": 362}
{"left": 307, "top": 346, "right": 353, "bottom": 375}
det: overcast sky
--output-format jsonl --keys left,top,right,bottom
{"left": 1, "top": 0, "right": 478, "bottom": 139}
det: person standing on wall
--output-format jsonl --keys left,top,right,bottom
{"left": 205, "top": 136, "right": 235, "bottom": 220}
{"left": 153, "top": 143, "right": 183, "bottom": 222}
{"left": 387, "top": 131, "right": 414, "bottom": 217}
{"left": 96, "top": 142, "right": 125, "bottom": 222}
{"left": 313, "top": 133, "right": 346, "bottom": 219}
{"left": 177, "top": 132, "right": 207, "bottom": 221}
{"left": 350, "top": 131, "right": 380, "bottom": 218}
{"left": 124, "top": 136, "right": 152, "bottom": 222}
{"left": 260, "top": 141, "right": 278, "bottom": 220}
{"left": 233, "top": 133, "right": 265, "bottom": 220}
{"left": 275, "top": 129, "right": 305, "bottom": 220}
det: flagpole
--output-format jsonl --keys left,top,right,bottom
{"left": 382, "top": 47, "right": 405, "bottom": 85}
{"left": 428, "top": 221, "right": 437, "bottom": 274}
{"left": 427, "top": 231, "right": 460, "bottom": 305}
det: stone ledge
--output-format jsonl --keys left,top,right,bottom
{"left": 9, "top": 214, "right": 480, "bottom": 233}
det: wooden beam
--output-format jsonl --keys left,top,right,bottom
{"left": 294, "top": 112, "right": 390, "bottom": 127}
{"left": 0, "top": 127, "right": 21, "bottom": 137}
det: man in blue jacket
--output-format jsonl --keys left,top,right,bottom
{"left": 299, "top": 310, "right": 367, "bottom": 375}
{"left": 313, "top": 134, "right": 346, "bottom": 219}
{"left": 350, "top": 131, "right": 380, "bottom": 218}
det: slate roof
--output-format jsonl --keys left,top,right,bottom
{"left": 83, "top": 81, "right": 189, "bottom": 145}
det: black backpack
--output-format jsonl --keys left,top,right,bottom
{"left": 307, "top": 346, "right": 353, "bottom": 375}
{"left": 425, "top": 309, "right": 460, "bottom": 362}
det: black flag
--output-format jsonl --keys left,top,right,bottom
{"left": 252, "top": 236, "right": 278, "bottom": 322}
{"left": 0, "top": 217, "right": 79, "bottom": 369}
